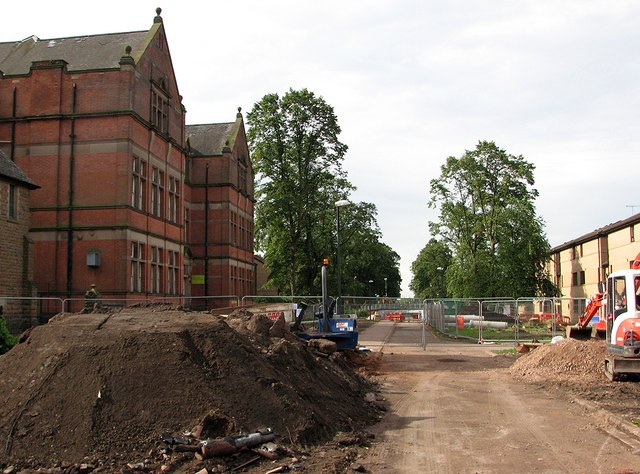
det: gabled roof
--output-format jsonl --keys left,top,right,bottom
{"left": 0, "top": 31, "right": 150, "bottom": 76}
{"left": 551, "top": 212, "right": 640, "bottom": 252}
{"left": 0, "top": 151, "right": 39, "bottom": 189}
{"left": 0, "top": 8, "right": 169, "bottom": 76}
{"left": 186, "top": 123, "right": 236, "bottom": 157}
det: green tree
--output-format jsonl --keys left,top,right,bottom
{"left": 428, "top": 141, "right": 556, "bottom": 298}
{"left": 410, "top": 238, "right": 452, "bottom": 299}
{"left": 248, "top": 88, "right": 402, "bottom": 297}
{"left": 337, "top": 202, "right": 402, "bottom": 297}
{"left": 0, "top": 316, "right": 17, "bottom": 355}
{"left": 247, "top": 88, "right": 351, "bottom": 295}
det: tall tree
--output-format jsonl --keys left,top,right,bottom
{"left": 337, "top": 202, "right": 402, "bottom": 297}
{"left": 247, "top": 89, "right": 351, "bottom": 295}
{"left": 248, "top": 89, "right": 402, "bottom": 297}
{"left": 410, "top": 238, "right": 452, "bottom": 299}
{"left": 427, "top": 141, "right": 556, "bottom": 298}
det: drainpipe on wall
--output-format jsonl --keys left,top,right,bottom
{"left": 10, "top": 87, "right": 16, "bottom": 161}
{"left": 204, "top": 163, "right": 209, "bottom": 308}
{"left": 66, "top": 83, "right": 77, "bottom": 299}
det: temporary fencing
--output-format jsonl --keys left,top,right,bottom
{"left": 424, "top": 296, "right": 596, "bottom": 343}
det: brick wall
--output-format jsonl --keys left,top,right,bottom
{"left": 0, "top": 19, "right": 254, "bottom": 320}
{"left": 0, "top": 179, "right": 37, "bottom": 333}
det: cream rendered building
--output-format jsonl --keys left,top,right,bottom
{"left": 549, "top": 213, "right": 640, "bottom": 322}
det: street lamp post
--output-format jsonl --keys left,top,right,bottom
{"left": 335, "top": 199, "right": 350, "bottom": 314}
{"left": 436, "top": 266, "right": 445, "bottom": 298}
{"left": 384, "top": 277, "right": 388, "bottom": 297}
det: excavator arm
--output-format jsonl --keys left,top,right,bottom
{"left": 576, "top": 292, "right": 605, "bottom": 329}
{"left": 568, "top": 252, "right": 640, "bottom": 340}
{"left": 567, "top": 292, "right": 605, "bottom": 339}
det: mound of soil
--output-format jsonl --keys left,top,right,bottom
{"left": 509, "top": 338, "right": 640, "bottom": 422}
{"left": 0, "top": 307, "right": 379, "bottom": 471}
{"left": 510, "top": 338, "right": 608, "bottom": 384}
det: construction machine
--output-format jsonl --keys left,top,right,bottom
{"left": 568, "top": 252, "right": 640, "bottom": 380}
{"left": 566, "top": 288, "right": 607, "bottom": 340}
{"left": 603, "top": 261, "right": 640, "bottom": 381}
{"left": 292, "top": 259, "right": 359, "bottom": 351}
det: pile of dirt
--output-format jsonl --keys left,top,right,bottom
{"left": 0, "top": 307, "right": 379, "bottom": 471}
{"left": 509, "top": 338, "right": 640, "bottom": 422}
{"left": 509, "top": 338, "right": 608, "bottom": 384}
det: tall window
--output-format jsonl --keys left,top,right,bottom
{"left": 131, "top": 157, "right": 146, "bottom": 211}
{"left": 230, "top": 266, "right": 236, "bottom": 296}
{"left": 168, "top": 176, "right": 179, "bottom": 223}
{"left": 239, "top": 216, "right": 245, "bottom": 249}
{"left": 571, "top": 270, "right": 585, "bottom": 286}
{"left": 247, "top": 269, "right": 253, "bottom": 295}
{"left": 151, "top": 87, "right": 169, "bottom": 134}
{"left": 168, "top": 250, "right": 178, "bottom": 294}
{"left": 238, "top": 160, "right": 247, "bottom": 193}
{"left": 151, "top": 167, "right": 164, "bottom": 218}
{"left": 151, "top": 246, "right": 162, "bottom": 294}
{"left": 231, "top": 212, "right": 237, "bottom": 245}
{"left": 131, "top": 242, "right": 145, "bottom": 293}
{"left": 8, "top": 184, "right": 17, "bottom": 220}
{"left": 572, "top": 299, "right": 586, "bottom": 317}
{"left": 184, "top": 208, "right": 190, "bottom": 244}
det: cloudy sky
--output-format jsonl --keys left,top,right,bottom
{"left": 4, "top": 1, "right": 639, "bottom": 296}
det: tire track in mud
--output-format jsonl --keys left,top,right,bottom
{"left": 356, "top": 323, "right": 640, "bottom": 473}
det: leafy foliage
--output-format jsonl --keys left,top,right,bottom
{"left": 248, "top": 88, "right": 401, "bottom": 296}
{"left": 410, "top": 238, "right": 452, "bottom": 299}
{"left": 337, "top": 202, "right": 401, "bottom": 297}
{"left": 424, "top": 141, "right": 556, "bottom": 298}
{"left": 0, "top": 316, "right": 17, "bottom": 355}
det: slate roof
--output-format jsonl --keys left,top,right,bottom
{"left": 186, "top": 123, "right": 236, "bottom": 157}
{"left": 551, "top": 212, "right": 640, "bottom": 252}
{"left": 0, "top": 30, "right": 150, "bottom": 75}
{"left": 0, "top": 150, "right": 39, "bottom": 189}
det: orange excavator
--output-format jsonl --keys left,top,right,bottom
{"left": 567, "top": 251, "right": 640, "bottom": 380}
{"left": 566, "top": 290, "right": 607, "bottom": 339}
{"left": 568, "top": 251, "right": 640, "bottom": 340}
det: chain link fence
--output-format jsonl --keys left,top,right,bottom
{"left": 2, "top": 290, "right": 596, "bottom": 344}
{"left": 425, "top": 296, "right": 595, "bottom": 343}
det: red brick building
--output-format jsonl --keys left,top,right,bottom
{"left": 0, "top": 9, "right": 254, "bottom": 316}
{"left": 186, "top": 113, "right": 255, "bottom": 308}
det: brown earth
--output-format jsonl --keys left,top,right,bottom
{"left": 510, "top": 337, "right": 640, "bottom": 424}
{"left": 354, "top": 323, "right": 640, "bottom": 473}
{"left": 0, "top": 305, "right": 380, "bottom": 473}
{"left": 4, "top": 309, "right": 640, "bottom": 474}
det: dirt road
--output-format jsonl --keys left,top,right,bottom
{"left": 356, "top": 321, "right": 640, "bottom": 473}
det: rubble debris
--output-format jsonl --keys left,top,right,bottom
{"left": 508, "top": 337, "right": 640, "bottom": 424}
{"left": 510, "top": 338, "right": 608, "bottom": 383}
{"left": 308, "top": 338, "right": 338, "bottom": 354}
{"left": 0, "top": 308, "right": 378, "bottom": 470}
{"left": 197, "top": 429, "right": 276, "bottom": 459}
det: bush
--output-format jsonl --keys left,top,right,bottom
{"left": 0, "top": 316, "right": 17, "bottom": 355}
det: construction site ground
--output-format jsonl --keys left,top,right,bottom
{"left": 356, "top": 321, "right": 640, "bottom": 473}
{"left": 2, "top": 308, "right": 640, "bottom": 473}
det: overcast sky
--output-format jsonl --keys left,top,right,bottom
{"left": 4, "top": 1, "right": 639, "bottom": 297}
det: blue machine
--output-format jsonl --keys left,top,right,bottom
{"left": 293, "top": 261, "right": 359, "bottom": 351}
